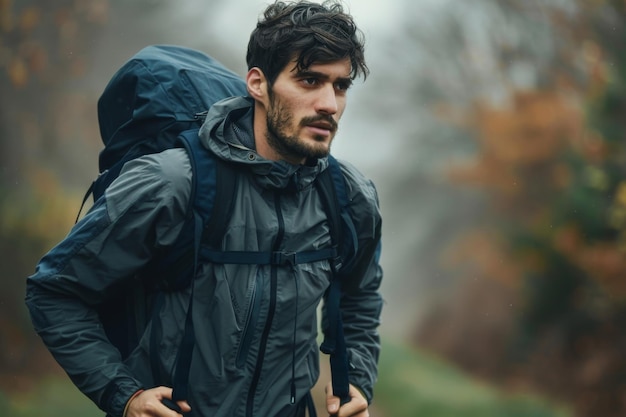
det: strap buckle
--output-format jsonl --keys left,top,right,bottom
{"left": 331, "top": 255, "right": 343, "bottom": 273}
{"left": 272, "top": 251, "right": 297, "bottom": 266}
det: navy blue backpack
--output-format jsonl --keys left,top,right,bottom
{"left": 82, "top": 45, "right": 357, "bottom": 413}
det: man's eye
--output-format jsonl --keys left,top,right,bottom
{"left": 335, "top": 81, "right": 351, "bottom": 92}
{"left": 302, "top": 78, "right": 318, "bottom": 86}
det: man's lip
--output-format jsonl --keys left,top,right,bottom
{"left": 307, "top": 123, "right": 334, "bottom": 131}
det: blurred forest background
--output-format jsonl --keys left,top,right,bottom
{"left": 2, "top": 0, "right": 626, "bottom": 416}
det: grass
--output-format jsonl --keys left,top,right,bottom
{"left": 1, "top": 376, "right": 99, "bottom": 417}
{"left": 374, "top": 340, "right": 572, "bottom": 417}
{"left": 0, "top": 340, "right": 572, "bottom": 417}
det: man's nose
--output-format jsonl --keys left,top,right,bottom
{"left": 315, "top": 84, "right": 339, "bottom": 115}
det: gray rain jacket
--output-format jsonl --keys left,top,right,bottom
{"left": 25, "top": 96, "right": 383, "bottom": 417}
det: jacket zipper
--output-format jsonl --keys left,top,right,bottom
{"left": 236, "top": 269, "right": 264, "bottom": 368}
{"left": 246, "top": 192, "right": 285, "bottom": 417}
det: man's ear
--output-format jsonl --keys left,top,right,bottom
{"left": 246, "top": 67, "right": 268, "bottom": 105}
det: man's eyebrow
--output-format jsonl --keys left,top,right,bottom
{"left": 295, "top": 69, "right": 328, "bottom": 79}
{"left": 295, "top": 69, "right": 353, "bottom": 86}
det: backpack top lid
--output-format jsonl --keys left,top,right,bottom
{"left": 96, "top": 45, "right": 247, "bottom": 172}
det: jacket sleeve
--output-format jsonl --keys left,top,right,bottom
{"left": 333, "top": 160, "right": 384, "bottom": 404}
{"left": 24, "top": 149, "right": 191, "bottom": 417}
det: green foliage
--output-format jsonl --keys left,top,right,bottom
{"left": 375, "top": 341, "right": 571, "bottom": 417}
{"left": 1, "top": 377, "right": 99, "bottom": 417}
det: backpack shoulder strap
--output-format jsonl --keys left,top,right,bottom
{"left": 178, "top": 128, "right": 238, "bottom": 231}
{"left": 317, "top": 155, "right": 358, "bottom": 406}
{"left": 315, "top": 155, "right": 358, "bottom": 273}
{"left": 168, "top": 128, "right": 239, "bottom": 403}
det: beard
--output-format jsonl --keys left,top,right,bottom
{"left": 265, "top": 94, "right": 337, "bottom": 162}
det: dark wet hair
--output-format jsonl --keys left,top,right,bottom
{"left": 246, "top": 0, "right": 369, "bottom": 85}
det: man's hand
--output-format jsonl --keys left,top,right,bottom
{"left": 325, "top": 382, "right": 369, "bottom": 417}
{"left": 126, "top": 386, "right": 191, "bottom": 417}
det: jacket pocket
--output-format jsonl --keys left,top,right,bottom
{"left": 235, "top": 269, "right": 265, "bottom": 368}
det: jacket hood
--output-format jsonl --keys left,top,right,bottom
{"left": 198, "top": 96, "right": 329, "bottom": 191}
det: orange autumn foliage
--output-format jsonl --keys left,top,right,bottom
{"left": 448, "top": 90, "right": 584, "bottom": 200}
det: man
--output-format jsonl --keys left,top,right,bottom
{"left": 25, "top": 1, "right": 383, "bottom": 416}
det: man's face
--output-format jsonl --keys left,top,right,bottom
{"left": 264, "top": 58, "right": 352, "bottom": 164}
